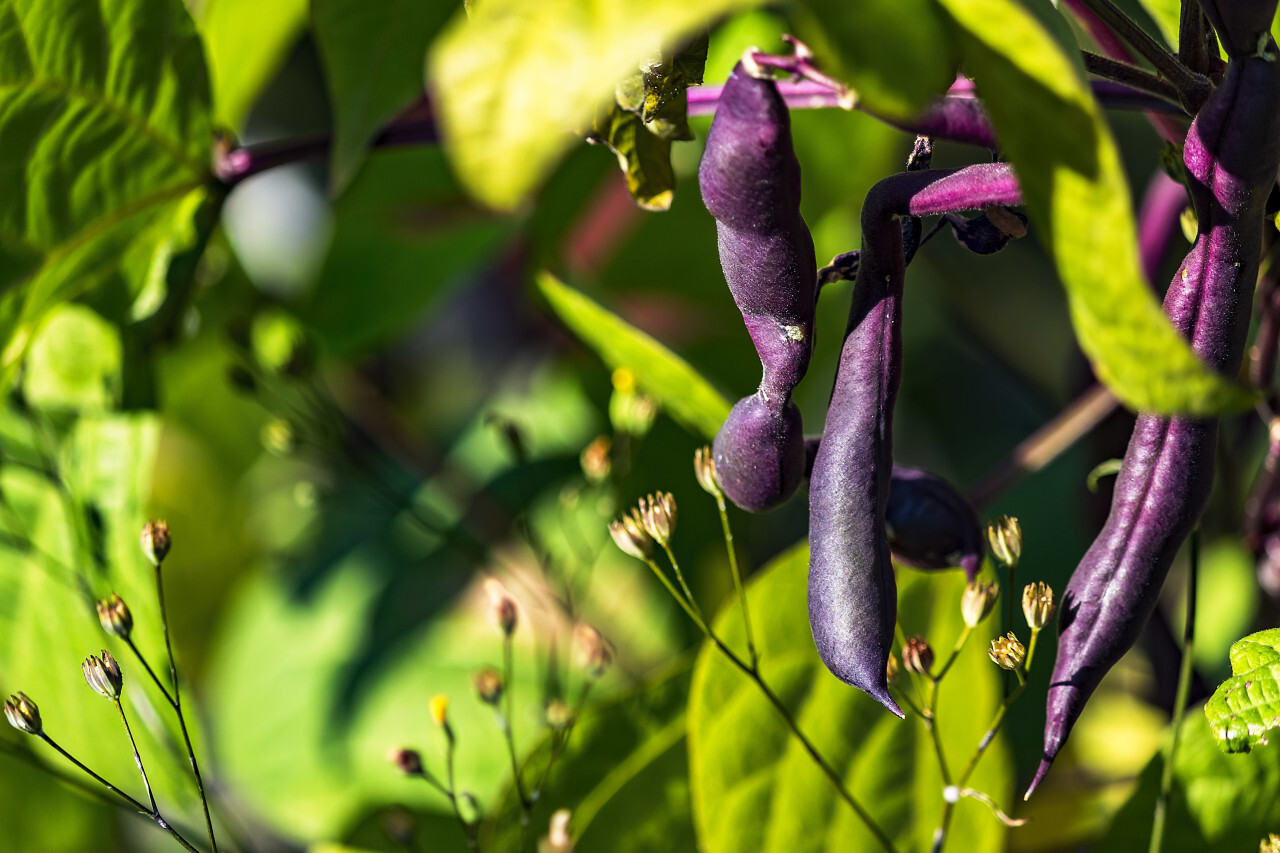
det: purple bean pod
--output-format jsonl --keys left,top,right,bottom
{"left": 809, "top": 164, "right": 1021, "bottom": 714}
{"left": 700, "top": 61, "right": 817, "bottom": 512}
{"left": 1028, "top": 44, "right": 1280, "bottom": 798}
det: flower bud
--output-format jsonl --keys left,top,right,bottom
{"left": 1261, "top": 833, "right": 1280, "bottom": 853}
{"left": 886, "top": 652, "right": 900, "bottom": 686}
{"left": 608, "top": 509, "right": 652, "bottom": 560}
{"left": 4, "top": 692, "right": 41, "bottom": 735}
{"left": 484, "top": 578, "right": 518, "bottom": 637}
{"left": 539, "top": 809, "right": 573, "bottom": 853}
{"left": 388, "top": 747, "right": 423, "bottom": 775}
{"left": 961, "top": 580, "right": 1000, "bottom": 628}
{"left": 989, "top": 632, "right": 1026, "bottom": 671}
{"left": 902, "top": 635, "right": 934, "bottom": 676}
{"left": 473, "top": 667, "right": 505, "bottom": 706}
{"left": 574, "top": 624, "right": 613, "bottom": 679}
{"left": 638, "top": 492, "right": 677, "bottom": 547}
{"left": 580, "top": 436, "right": 612, "bottom": 483}
{"left": 1022, "top": 582, "right": 1056, "bottom": 631}
{"left": 96, "top": 593, "right": 133, "bottom": 640}
{"left": 429, "top": 695, "right": 450, "bottom": 728}
{"left": 82, "top": 651, "right": 123, "bottom": 700}
{"left": 694, "top": 446, "right": 721, "bottom": 497}
{"left": 545, "top": 699, "right": 573, "bottom": 731}
{"left": 986, "top": 515, "right": 1022, "bottom": 568}
{"left": 140, "top": 520, "right": 171, "bottom": 566}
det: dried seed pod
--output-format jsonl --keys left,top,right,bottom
{"left": 1029, "top": 44, "right": 1280, "bottom": 798}
{"left": 700, "top": 60, "right": 816, "bottom": 512}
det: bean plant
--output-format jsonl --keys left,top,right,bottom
{"left": 4, "top": 0, "right": 1280, "bottom": 852}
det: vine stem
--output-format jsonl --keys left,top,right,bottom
{"left": 40, "top": 734, "right": 203, "bottom": 853}
{"left": 500, "top": 633, "right": 532, "bottom": 819}
{"left": 154, "top": 564, "right": 219, "bottom": 853}
{"left": 115, "top": 699, "right": 158, "bottom": 814}
{"left": 715, "top": 493, "right": 759, "bottom": 669}
{"left": 652, "top": 554, "right": 899, "bottom": 853}
{"left": 1149, "top": 529, "right": 1199, "bottom": 853}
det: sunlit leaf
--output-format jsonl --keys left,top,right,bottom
{"left": 191, "top": 0, "right": 308, "bottom": 129}
{"left": 933, "top": 0, "right": 1252, "bottom": 415}
{"left": 1205, "top": 628, "right": 1280, "bottom": 753}
{"left": 0, "top": 0, "right": 213, "bottom": 390}
{"left": 536, "top": 272, "right": 731, "bottom": 440}
{"left": 587, "top": 109, "right": 676, "bottom": 212}
{"left": 428, "top": 0, "right": 767, "bottom": 210}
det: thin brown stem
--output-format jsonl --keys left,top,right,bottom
{"left": 966, "top": 384, "right": 1119, "bottom": 509}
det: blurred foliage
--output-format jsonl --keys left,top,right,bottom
{"left": 4, "top": 1, "right": 1280, "bottom": 852}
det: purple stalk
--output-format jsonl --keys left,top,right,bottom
{"left": 808, "top": 163, "right": 1021, "bottom": 716}
{"left": 1028, "top": 45, "right": 1280, "bottom": 799}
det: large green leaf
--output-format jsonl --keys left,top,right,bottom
{"left": 483, "top": 666, "right": 697, "bottom": 853}
{"left": 0, "top": 0, "right": 213, "bottom": 388}
{"left": 687, "top": 543, "right": 1011, "bottom": 853}
{"left": 796, "top": 0, "right": 957, "bottom": 120}
{"left": 191, "top": 0, "right": 308, "bottom": 129}
{"left": 536, "top": 272, "right": 731, "bottom": 441}
{"left": 1134, "top": 0, "right": 1180, "bottom": 49}
{"left": 427, "top": 0, "right": 766, "bottom": 211}
{"left": 1205, "top": 628, "right": 1280, "bottom": 753}
{"left": 934, "top": 0, "right": 1251, "bottom": 415}
{"left": 312, "top": 0, "right": 452, "bottom": 194}
{"left": 1099, "top": 709, "right": 1280, "bottom": 852}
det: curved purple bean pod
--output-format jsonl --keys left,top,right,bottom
{"left": 1028, "top": 43, "right": 1280, "bottom": 798}
{"left": 700, "top": 61, "right": 817, "bottom": 512}
{"left": 809, "top": 163, "right": 1022, "bottom": 715}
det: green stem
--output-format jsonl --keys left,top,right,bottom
{"left": 443, "top": 727, "right": 479, "bottom": 853}
{"left": 1024, "top": 628, "right": 1043, "bottom": 672}
{"left": 1150, "top": 530, "right": 1198, "bottom": 853}
{"left": 1003, "top": 564, "right": 1017, "bottom": 697}
{"left": 155, "top": 565, "right": 219, "bottom": 853}
{"left": 115, "top": 700, "right": 157, "bottom": 814}
{"left": 926, "top": 680, "right": 952, "bottom": 785}
{"left": 715, "top": 493, "right": 759, "bottom": 669}
{"left": 501, "top": 634, "right": 532, "bottom": 816}
{"left": 644, "top": 558, "right": 710, "bottom": 636}
{"left": 41, "top": 734, "right": 202, "bottom": 853}
{"left": 660, "top": 542, "right": 704, "bottom": 622}
{"left": 934, "top": 626, "right": 972, "bottom": 683}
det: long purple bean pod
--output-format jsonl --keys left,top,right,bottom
{"left": 700, "top": 60, "right": 818, "bottom": 512}
{"left": 809, "top": 163, "right": 1022, "bottom": 715}
{"left": 1028, "top": 35, "right": 1280, "bottom": 798}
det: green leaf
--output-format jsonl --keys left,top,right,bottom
{"left": 796, "top": 0, "right": 957, "bottom": 119}
{"left": 22, "top": 305, "right": 122, "bottom": 412}
{"left": 1205, "top": 628, "right": 1280, "bottom": 753}
{"left": 1099, "top": 709, "right": 1280, "bottom": 852}
{"left": 192, "top": 0, "right": 308, "bottom": 129}
{"left": 687, "top": 543, "right": 1011, "bottom": 853}
{"left": 535, "top": 272, "right": 731, "bottom": 441}
{"left": 484, "top": 667, "right": 697, "bottom": 853}
{"left": 312, "top": 0, "right": 453, "bottom": 194}
{"left": 1135, "top": 0, "right": 1180, "bottom": 49}
{"left": 587, "top": 108, "right": 677, "bottom": 212}
{"left": 934, "top": 0, "right": 1252, "bottom": 415}
{"left": 0, "top": 0, "right": 213, "bottom": 390}
{"left": 428, "top": 0, "right": 766, "bottom": 211}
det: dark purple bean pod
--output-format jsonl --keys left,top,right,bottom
{"left": 700, "top": 61, "right": 817, "bottom": 512}
{"left": 1028, "top": 46, "right": 1280, "bottom": 798}
{"left": 809, "top": 163, "right": 1022, "bottom": 715}
{"left": 803, "top": 437, "right": 982, "bottom": 579}
{"left": 1199, "top": 0, "right": 1279, "bottom": 59}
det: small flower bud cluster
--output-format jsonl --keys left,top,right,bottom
{"left": 389, "top": 746, "right": 424, "bottom": 776}
{"left": 473, "top": 667, "right": 504, "bottom": 706}
{"left": 96, "top": 593, "right": 133, "bottom": 640}
{"left": 608, "top": 509, "right": 652, "bottom": 560}
{"left": 987, "top": 516, "right": 1022, "bottom": 568}
{"left": 4, "top": 692, "right": 41, "bottom": 735}
{"left": 580, "top": 436, "right": 612, "bottom": 483}
{"left": 574, "top": 624, "right": 614, "bottom": 680}
{"left": 694, "top": 446, "right": 721, "bottom": 497}
{"left": 961, "top": 580, "right": 999, "bottom": 628}
{"left": 484, "top": 579, "right": 518, "bottom": 637}
{"left": 140, "top": 520, "right": 171, "bottom": 566}
{"left": 539, "top": 809, "right": 573, "bottom": 853}
{"left": 903, "top": 635, "right": 934, "bottom": 676}
{"left": 638, "top": 492, "right": 677, "bottom": 547}
{"left": 1022, "top": 582, "right": 1056, "bottom": 631}
{"left": 82, "top": 650, "right": 123, "bottom": 701}
{"left": 989, "top": 633, "right": 1026, "bottom": 671}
